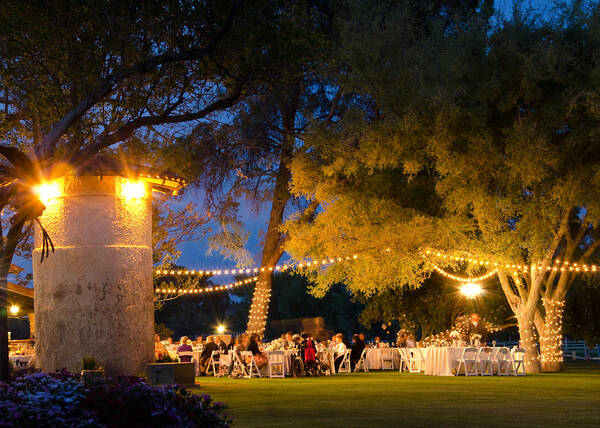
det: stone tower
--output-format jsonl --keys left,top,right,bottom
{"left": 33, "top": 169, "right": 183, "bottom": 376}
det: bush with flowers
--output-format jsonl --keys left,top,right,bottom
{"left": 0, "top": 371, "right": 230, "bottom": 428}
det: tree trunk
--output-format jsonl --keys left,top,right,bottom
{"left": 0, "top": 219, "right": 25, "bottom": 381}
{"left": 244, "top": 151, "right": 291, "bottom": 337}
{"left": 0, "top": 259, "right": 11, "bottom": 381}
{"left": 246, "top": 270, "right": 273, "bottom": 336}
{"left": 540, "top": 298, "right": 565, "bottom": 372}
{"left": 517, "top": 312, "right": 541, "bottom": 374}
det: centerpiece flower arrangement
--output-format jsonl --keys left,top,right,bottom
{"left": 449, "top": 331, "right": 461, "bottom": 347}
{"left": 264, "top": 338, "right": 285, "bottom": 351}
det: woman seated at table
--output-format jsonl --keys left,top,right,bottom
{"left": 154, "top": 334, "right": 168, "bottom": 360}
{"left": 193, "top": 336, "right": 204, "bottom": 348}
{"left": 177, "top": 336, "right": 193, "bottom": 362}
{"left": 247, "top": 333, "right": 268, "bottom": 368}
{"left": 333, "top": 333, "right": 347, "bottom": 371}
{"left": 405, "top": 335, "right": 416, "bottom": 348}
{"left": 397, "top": 333, "right": 408, "bottom": 348}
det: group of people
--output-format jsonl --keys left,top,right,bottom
{"left": 154, "top": 319, "right": 488, "bottom": 378}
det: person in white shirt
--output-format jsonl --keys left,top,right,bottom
{"left": 333, "top": 333, "right": 347, "bottom": 372}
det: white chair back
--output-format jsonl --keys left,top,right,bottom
{"left": 511, "top": 348, "right": 527, "bottom": 376}
{"left": 338, "top": 349, "right": 352, "bottom": 373}
{"left": 354, "top": 348, "right": 369, "bottom": 373}
{"left": 241, "top": 351, "right": 262, "bottom": 378}
{"left": 268, "top": 351, "right": 285, "bottom": 378}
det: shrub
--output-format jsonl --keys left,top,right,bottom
{"left": 0, "top": 372, "right": 230, "bottom": 428}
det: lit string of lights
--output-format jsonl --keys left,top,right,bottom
{"left": 154, "top": 254, "right": 358, "bottom": 277}
{"left": 155, "top": 276, "right": 258, "bottom": 295}
{"left": 424, "top": 250, "right": 600, "bottom": 273}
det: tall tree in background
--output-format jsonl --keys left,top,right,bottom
{"left": 286, "top": 2, "right": 600, "bottom": 372}
{"left": 164, "top": 0, "right": 338, "bottom": 336}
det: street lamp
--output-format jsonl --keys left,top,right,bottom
{"left": 460, "top": 282, "right": 482, "bottom": 299}
{"left": 216, "top": 324, "right": 225, "bottom": 334}
{"left": 9, "top": 305, "right": 19, "bottom": 316}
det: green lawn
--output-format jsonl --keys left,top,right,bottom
{"left": 191, "top": 362, "right": 600, "bottom": 427}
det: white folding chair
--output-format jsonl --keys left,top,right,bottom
{"left": 457, "top": 347, "right": 479, "bottom": 376}
{"left": 407, "top": 349, "right": 420, "bottom": 373}
{"left": 510, "top": 348, "right": 526, "bottom": 376}
{"left": 206, "top": 351, "right": 221, "bottom": 377}
{"left": 231, "top": 351, "right": 249, "bottom": 378}
{"left": 268, "top": 351, "right": 285, "bottom": 378}
{"left": 354, "top": 348, "right": 369, "bottom": 372}
{"left": 397, "top": 348, "right": 410, "bottom": 372}
{"left": 338, "top": 349, "right": 352, "bottom": 373}
{"left": 495, "top": 347, "right": 511, "bottom": 376}
{"left": 241, "top": 351, "right": 262, "bottom": 378}
{"left": 477, "top": 347, "right": 494, "bottom": 376}
{"left": 415, "top": 348, "right": 426, "bottom": 373}
{"left": 380, "top": 349, "right": 395, "bottom": 370}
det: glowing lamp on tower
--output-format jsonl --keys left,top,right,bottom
{"left": 460, "top": 282, "right": 482, "bottom": 299}
{"left": 34, "top": 181, "right": 61, "bottom": 205}
{"left": 121, "top": 179, "right": 146, "bottom": 199}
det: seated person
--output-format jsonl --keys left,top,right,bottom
{"left": 467, "top": 313, "right": 488, "bottom": 345}
{"left": 405, "top": 335, "right": 416, "bottom": 348}
{"left": 397, "top": 333, "right": 408, "bottom": 348}
{"left": 193, "top": 336, "right": 204, "bottom": 348}
{"left": 299, "top": 332, "right": 318, "bottom": 368}
{"left": 333, "top": 333, "right": 347, "bottom": 371}
{"left": 198, "top": 336, "right": 220, "bottom": 375}
{"left": 350, "top": 334, "right": 365, "bottom": 370}
{"left": 247, "top": 333, "right": 268, "bottom": 368}
{"left": 154, "top": 334, "right": 168, "bottom": 360}
{"left": 373, "top": 336, "right": 382, "bottom": 348}
{"left": 176, "top": 336, "right": 193, "bottom": 362}
{"left": 214, "top": 335, "right": 228, "bottom": 354}
{"left": 284, "top": 331, "right": 294, "bottom": 349}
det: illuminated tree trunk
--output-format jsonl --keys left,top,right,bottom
{"left": 246, "top": 270, "right": 273, "bottom": 336}
{"left": 516, "top": 313, "right": 540, "bottom": 374}
{"left": 497, "top": 270, "right": 541, "bottom": 374}
{"left": 244, "top": 143, "right": 291, "bottom": 337}
{"left": 539, "top": 298, "right": 565, "bottom": 372}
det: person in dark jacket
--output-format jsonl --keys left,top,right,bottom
{"left": 198, "top": 336, "right": 219, "bottom": 375}
{"left": 350, "top": 334, "right": 366, "bottom": 370}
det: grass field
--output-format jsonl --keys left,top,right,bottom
{"left": 191, "top": 362, "right": 600, "bottom": 427}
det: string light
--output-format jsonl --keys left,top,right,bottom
{"left": 154, "top": 254, "right": 358, "bottom": 277}
{"left": 154, "top": 276, "right": 258, "bottom": 295}
{"left": 539, "top": 298, "right": 565, "bottom": 365}
{"left": 424, "top": 249, "right": 600, "bottom": 275}
{"left": 430, "top": 263, "right": 498, "bottom": 282}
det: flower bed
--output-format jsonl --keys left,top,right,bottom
{"left": 0, "top": 371, "right": 230, "bottom": 428}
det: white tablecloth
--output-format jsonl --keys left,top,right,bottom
{"left": 365, "top": 348, "right": 400, "bottom": 370}
{"left": 424, "top": 347, "right": 464, "bottom": 376}
{"left": 265, "top": 350, "right": 297, "bottom": 375}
